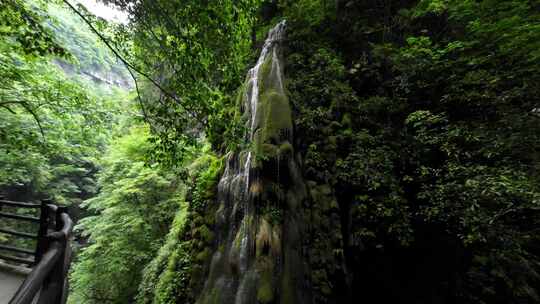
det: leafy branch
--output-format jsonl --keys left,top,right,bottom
{"left": 61, "top": 0, "right": 206, "bottom": 126}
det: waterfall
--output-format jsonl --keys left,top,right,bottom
{"left": 244, "top": 20, "right": 287, "bottom": 192}
{"left": 197, "top": 21, "right": 309, "bottom": 304}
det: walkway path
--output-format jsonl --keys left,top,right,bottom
{"left": 0, "top": 265, "right": 27, "bottom": 304}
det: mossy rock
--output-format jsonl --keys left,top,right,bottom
{"left": 320, "top": 283, "right": 332, "bottom": 296}
{"left": 194, "top": 240, "right": 205, "bottom": 250}
{"left": 342, "top": 113, "right": 352, "bottom": 127}
{"left": 260, "top": 143, "right": 279, "bottom": 160}
{"left": 271, "top": 225, "right": 282, "bottom": 256}
{"left": 236, "top": 79, "right": 248, "bottom": 110}
{"left": 258, "top": 53, "right": 280, "bottom": 94}
{"left": 256, "top": 257, "right": 275, "bottom": 304}
{"left": 327, "top": 136, "right": 337, "bottom": 147}
{"left": 311, "top": 269, "right": 328, "bottom": 285}
{"left": 278, "top": 142, "right": 294, "bottom": 159}
{"left": 192, "top": 215, "right": 204, "bottom": 227}
{"left": 257, "top": 273, "right": 274, "bottom": 304}
{"left": 233, "top": 227, "right": 246, "bottom": 251}
{"left": 195, "top": 248, "right": 212, "bottom": 263}
{"left": 329, "top": 199, "right": 339, "bottom": 210}
{"left": 194, "top": 225, "right": 214, "bottom": 244}
{"left": 256, "top": 218, "right": 273, "bottom": 257}
{"left": 199, "top": 287, "right": 222, "bottom": 304}
{"left": 311, "top": 213, "right": 322, "bottom": 226}
{"left": 306, "top": 180, "right": 317, "bottom": 188}
{"left": 257, "top": 141, "right": 294, "bottom": 164}
{"left": 319, "top": 185, "right": 332, "bottom": 196}
{"left": 204, "top": 211, "right": 216, "bottom": 226}
{"left": 286, "top": 190, "right": 300, "bottom": 210}
{"left": 266, "top": 182, "right": 285, "bottom": 201}
{"left": 250, "top": 179, "right": 264, "bottom": 197}
{"left": 254, "top": 90, "right": 293, "bottom": 145}
{"left": 190, "top": 264, "right": 204, "bottom": 287}
{"left": 280, "top": 270, "right": 295, "bottom": 304}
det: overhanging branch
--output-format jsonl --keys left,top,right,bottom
{"left": 61, "top": 0, "right": 207, "bottom": 127}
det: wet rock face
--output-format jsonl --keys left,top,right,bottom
{"left": 197, "top": 21, "right": 310, "bottom": 304}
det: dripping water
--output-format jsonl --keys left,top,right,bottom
{"left": 243, "top": 20, "right": 287, "bottom": 192}
{"left": 199, "top": 20, "right": 288, "bottom": 304}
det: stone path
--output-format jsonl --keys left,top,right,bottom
{"left": 0, "top": 267, "right": 26, "bottom": 304}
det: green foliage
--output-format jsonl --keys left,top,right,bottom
{"left": 136, "top": 150, "right": 222, "bottom": 304}
{"left": 0, "top": 0, "right": 134, "bottom": 272}
{"left": 0, "top": 0, "right": 131, "bottom": 205}
{"left": 278, "top": 0, "right": 335, "bottom": 27}
{"left": 0, "top": 0, "right": 68, "bottom": 57}
{"left": 413, "top": 0, "right": 448, "bottom": 17}
{"left": 0, "top": 53, "right": 124, "bottom": 204}
{"left": 136, "top": 203, "right": 191, "bottom": 304}
{"left": 98, "top": 0, "right": 262, "bottom": 164}
{"left": 44, "top": 2, "right": 131, "bottom": 86}
{"left": 279, "top": 0, "right": 540, "bottom": 302}
{"left": 69, "top": 127, "right": 183, "bottom": 304}
{"left": 188, "top": 151, "right": 223, "bottom": 212}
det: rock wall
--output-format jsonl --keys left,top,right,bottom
{"left": 197, "top": 21, "right": 310, "bottom": 304}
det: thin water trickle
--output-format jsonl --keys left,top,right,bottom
{"left": 242, "top": 20, "right": 287, "bottom": 190}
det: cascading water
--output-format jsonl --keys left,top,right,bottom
{"left": 244, "top": 20, "right": 287, "bottom": 192}
{"left": 197, "top": 21, "right": 310, "bottom": 304}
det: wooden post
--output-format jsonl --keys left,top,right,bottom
{"left": 60, "top": 233, "right": 72, "bottom": 304}
{"left": 37, "top": 206, "right": 70, "bottom": 304}
{"left": 9, "top": 201, "right": 74, "bottom": 304}
{"left": 55, "top": 206, "right": 70, "bottom": 304}
{"left": 35, "top": 200, "right": 51, "bottom": 264}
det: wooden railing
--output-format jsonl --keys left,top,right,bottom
{"left": 0, "top": 199, "right": 40, "bottom": 265}
{"left": 0, "top": 198, "right": 73, "bottom": 304}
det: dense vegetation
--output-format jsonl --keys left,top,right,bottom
{"left": 69, "top": 127, "right": 184, "bottom": 303}
{"left": 280, "top": 1, "right": 540, "bottom": 302}
{"left": 0, "top": 0, "right": 129, "bottom": 263}
{"left": 1, "top": 0, "right": 539, "bottom": 304}
{"left": 0, "top": 0, "right": 130, "bottom": 205}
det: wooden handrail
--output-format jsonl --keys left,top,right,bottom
{"left": 0, "top": 196, "right": 40, "bottom": 265}
{"left": 0, "top": 212, "right": 40, "bottom": 222}
{"left": 0, "top": 228, "right": 37, "bottom": 239}
{"left": 0, "top": 254, "right": 34, "bottom": 265}
{"left": 8, "top": 202, "right": 73, "bottom": 304}
{"left": 35, "top": 200, "right": 51, "bottom": 262}
{"left": 0, "top": 244, "right": 35, "bottom": 255}
{"left": 9, "top": 243, "right": 63, "bottom": 304}
{"left": 0, "top": 200, "right": 41, "bottom": 208}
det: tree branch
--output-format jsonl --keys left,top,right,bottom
{"left": 61, "top": 0, "right": 206, "bottom": 127}
{"left": 0, "top": 104, "right": 16, "bottom": 114}
{"left": 0, "top": 100, "right": 45, "bottom": 136}
{"left": 20, "top": 102, "right": 45, "bottom": 137}
{"left": 126, "top": 66, "right": 155, "bottom": 131}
